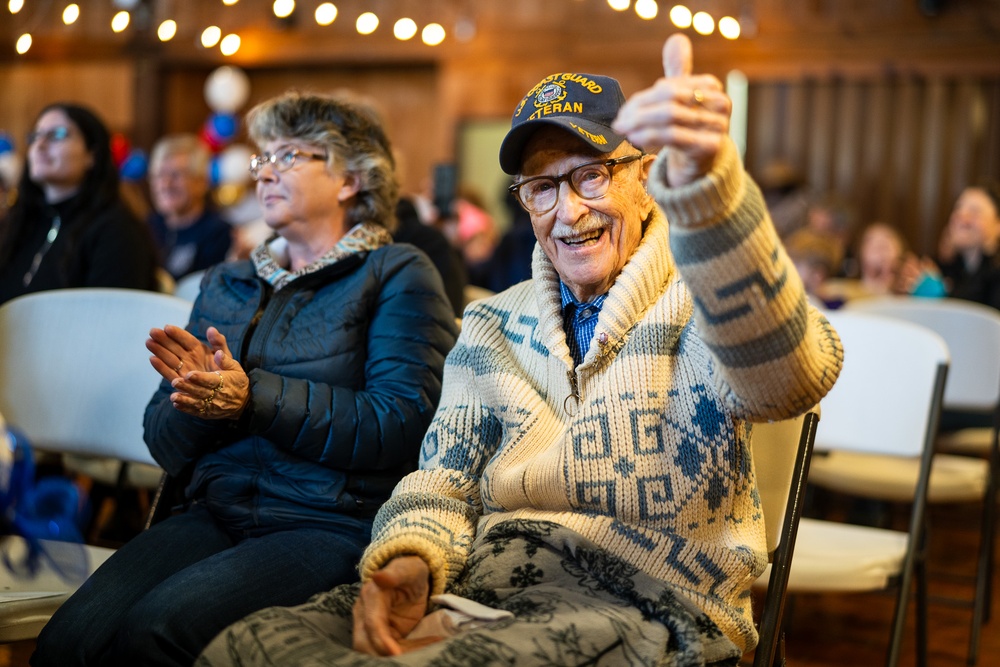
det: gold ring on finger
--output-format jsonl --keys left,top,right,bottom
{"left": 175, "top": 361, "right": 184, "bottom": 373}
{"left": 692, "top": 89, "right": 705, "bottom": 106}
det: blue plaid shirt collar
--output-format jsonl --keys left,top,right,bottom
{"left": 559, "top": 282, "right": 608, "bottom": 367}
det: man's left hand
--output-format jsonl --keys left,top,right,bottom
{"left": 612, "top": 33, "right": 732, "bottom": 187}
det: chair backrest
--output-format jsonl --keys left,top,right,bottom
{"left": 173, "top": 269, "right": 206, "bottom": 304}
{"left": 815, "top": 310, "right": 950, "bottom": 458}
{"left": 753, "top": 411, "right": 820, "bottom": 554}
{"left": 752, "top": 410, "right": 820, "bottom": 667}
{"left": 846, "top": 296, "right": 1000, "bottom": 413}
{"left": 0, "top": 289, "right": 193, "bottom": 466}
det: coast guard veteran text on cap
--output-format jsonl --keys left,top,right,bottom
{"left": 498, "top": 73, "right": 628, "bottom": 175}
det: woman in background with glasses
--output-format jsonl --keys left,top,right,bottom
{"left": 0, "top": 102, "right": 158, "bottom": 306}
{"left": 32, "top": 91, "right": 458, "bottom": 667}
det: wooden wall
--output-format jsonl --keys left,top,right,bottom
{"left": 1, "top": 0, "right": 998, "bottom": 248}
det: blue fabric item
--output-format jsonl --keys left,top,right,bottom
{"left": 912, "top": 273, "right": 948, "bottom": 298}
{"left": 0, "top": 428, "right": 87, "bottom": 583}
{"left": 31, "top": 504, "right": 372, "bottom": 667}
{"left": 559, "top": 281, "right": 608, "bottom": 366}
{"left": 144, "top": 244, "right": 458, "bottom": 534}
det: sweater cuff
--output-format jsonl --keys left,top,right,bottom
{"left": 646, "top": 137, "right": 745, "bottom": 230}
{"left": 360, "top": 534, "right": 453, "bottom": 596}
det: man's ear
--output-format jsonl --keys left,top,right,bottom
{"left": 639, "top": 153, "right": 656, "bottom": 188}
{"left": 338, "top": 173, "right": 362, "bottom": 202}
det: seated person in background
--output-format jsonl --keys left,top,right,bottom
{"left": 394, "top": 196, "right": 467, "bottom": 318}
{"left": 31, "top": 91, "right": 458, "bottom": 667}
{"left": 823, "top": 222, "right": 910, "bottom": 304}
{"left": 785, "top": 228, "right": 841, "bottom": 308}
{"left": 783, "top": 192, "right": 856, "bottom": 279}
{"left": 197, "top": 34, "right": 842, "bottom": 667}
{"left": 0, "top": 103, "right": 158, "bottom": 306}
{"left": 898, "top": 184, "right": 1000, "bottom": 306}
{"left": 148, "top": 133, "right": 232, "bottom": 281}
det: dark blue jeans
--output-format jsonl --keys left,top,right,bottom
{"left": 31, "top": 503, "right": 371, "bottom": 667}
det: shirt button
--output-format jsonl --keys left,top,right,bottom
{"left": 581, "top": 308, "right": 593, "bottom": 318}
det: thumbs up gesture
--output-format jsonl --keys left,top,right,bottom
{"left": 612, "top": 34, "right": 731, "bottom": 187}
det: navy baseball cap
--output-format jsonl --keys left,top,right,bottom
{"left": 498, "top": 72, "right": 628, "bottom": 175}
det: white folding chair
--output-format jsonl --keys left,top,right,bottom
{"left": 0, "top": 288, "right": 193, "bottom": 642}
{"left": 750, "top": 410, "right": 820, "bottom": 667}
{"left": 782, "top": 310, "right": 950, "bottom": 667}
{"left": 836, "top": 296, "right": 1000, "bottom": 665}
{"left": 173, "top": 269, "right": 206, "bottom": 304}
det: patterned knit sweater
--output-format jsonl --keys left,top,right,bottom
{"left": 360, "top": 139, "right": 844, "bottom": 653}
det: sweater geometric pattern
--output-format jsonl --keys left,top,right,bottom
{"left": 360, "top": 139, "right": 843, "bottom": 654}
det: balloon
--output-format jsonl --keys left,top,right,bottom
{"left": 199, "top": 125, "right": 226, "bottom": 153}
{"left": 119, "top": 149, "right": 148, "bottom": 181}
{"left": 209, "top": 155, "right": 222, "bottom": 187}
{"left": 216, "top": 144, "right": 254, "bottom": 186}
{"left": 204, "top": 66, "right": 251, "bottom": 114}
{"left": 0, "top": 132, "right": 13, "bottom": 154}
{"left": 110, "top": 133, "right": 131, "bottom": 167}
{"left": 209, "top": 113, "right": 238, "bottom": 142}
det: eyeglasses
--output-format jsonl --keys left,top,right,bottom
{"left": 248, "top": 147, "right": 327, "bottom": 181}
{"left": 27, "top": 126, "right": 71, "bottom": 145}
{"left": 509, "top": 154, "right": 646, "bottom": 214}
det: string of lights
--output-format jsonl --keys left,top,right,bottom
{"left": 6, "top": 0, "right": 745, "bottom": 57}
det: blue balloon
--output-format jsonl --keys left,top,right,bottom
{"left": 0, "top": 132, "right": 13, "bottom": 154}
{"left": 209, "top": 155, "right": 222, "bottom": 187}
{"left": 209, "top": 113, "right": 238, "bottom": 141}
{"left": 119, "top": 149, "right": 148, "bottom": 181}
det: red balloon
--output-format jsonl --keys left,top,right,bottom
{"left": 199, "top": 125, "right": 225, "bottom": 153}
{"left": 110, "top": 133, "right": 131, "bottom": 167}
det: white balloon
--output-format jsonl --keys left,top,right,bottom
{"left": 217, "top": 144, "right": 254, "bottom": 186}
{"left": 204, "top": 66, "right": 251, "bottom": 114}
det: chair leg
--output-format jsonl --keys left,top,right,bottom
{"left": 968, "top": 449, "right": 999, "bottom": 665}
{"left": 916, "top": 530, "right": 929, "bottom": 667}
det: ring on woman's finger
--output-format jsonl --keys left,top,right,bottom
{"left": 214, "top": 371, "right": 224, "bottom": 390}
{"left": 692, "top": 89, "right": 706, "bottom": 106}
{"left": 174, "top": 360, "right": 184, "bottom": 373}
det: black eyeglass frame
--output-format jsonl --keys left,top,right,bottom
{"left": 248, "top": 147, "right": 328, "bottom": 181}
{"left": 508, "top": 153, "right": 647, "bottom": 214}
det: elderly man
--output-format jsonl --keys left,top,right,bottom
{"left": 148, "top": 133, "right": 232, "bottom": 280}
{"left": 196, "top": 34, "right": 842, "bottom": 667}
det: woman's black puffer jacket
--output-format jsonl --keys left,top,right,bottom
{"left": 144, "top": 243, "right": 458, "bottom": 532}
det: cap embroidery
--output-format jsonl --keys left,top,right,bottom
{"left": 535, "top": 83, "right": 566, "bottom": 106}
{"left": 568, "top": 122, "right": 608, "bottom": 145}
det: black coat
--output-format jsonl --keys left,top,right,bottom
{"left": 144, "top": 243, "right": 458, "bottom": 532}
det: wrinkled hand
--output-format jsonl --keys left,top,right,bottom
{"left": 612, "top": 33, "right": 732, "bottom": 187}
{"left": 897, "top": 254, "right": 942, "bottom": 294}
{"left": 353, "top": 556, "right": 439, "bottom": 656}
{"left": 146, "top": 325, "right": 250, "bottom": 420}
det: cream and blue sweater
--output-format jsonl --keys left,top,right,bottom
{"left": 360, "top": 139, "right": 843, "bottom": 652}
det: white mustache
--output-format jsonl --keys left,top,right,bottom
{"left": 551, "top": 211, "right": 614, "bottom": 241}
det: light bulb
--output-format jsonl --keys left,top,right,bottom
{"left": 8, "top": 0, "right": 24, "bottom": 14}
{"left": 111, "top": 11, "right": 130, "bottom": 33}
{"left": 15, "top": 32, "right": 31, "bottom": 54}
{"left": 394, "top": 18, "right": 417, "bottom": 41}
{"left": 315, "top": 3, "right": 337, "bottom": 26}
{"left": 719, "top": 16, "right": 740, "bottom": 39}
{"left": 201, "top": 25, "right": 222, "bottom": 48}
{"left": 356, "top": 12, "right": 378, "bottom": 35}
{"left": 220, "top": 33, "right": 240, "bottom": 55}
{"left": 669, "top": 5, "right": 691, "bottom": 28}
{"left": 157, "top": 19, "right": 177, "bottom": 41}
{"left": 421, "top": 23, "right": 445, "bottom": 46}
{"left": 62, "top": 4, "right": 80, "bottom": 25}
{"left": 273, "top": 0, "right": 294, "bottom": 19}
{"left": 608, "top": 0, "right": 629, "bottom": 11}
{"left": 692, "top": 11, "right": 714, "bottom": 35}
{"left": 635, "top": 0, "right": 657, "bottom": 19}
